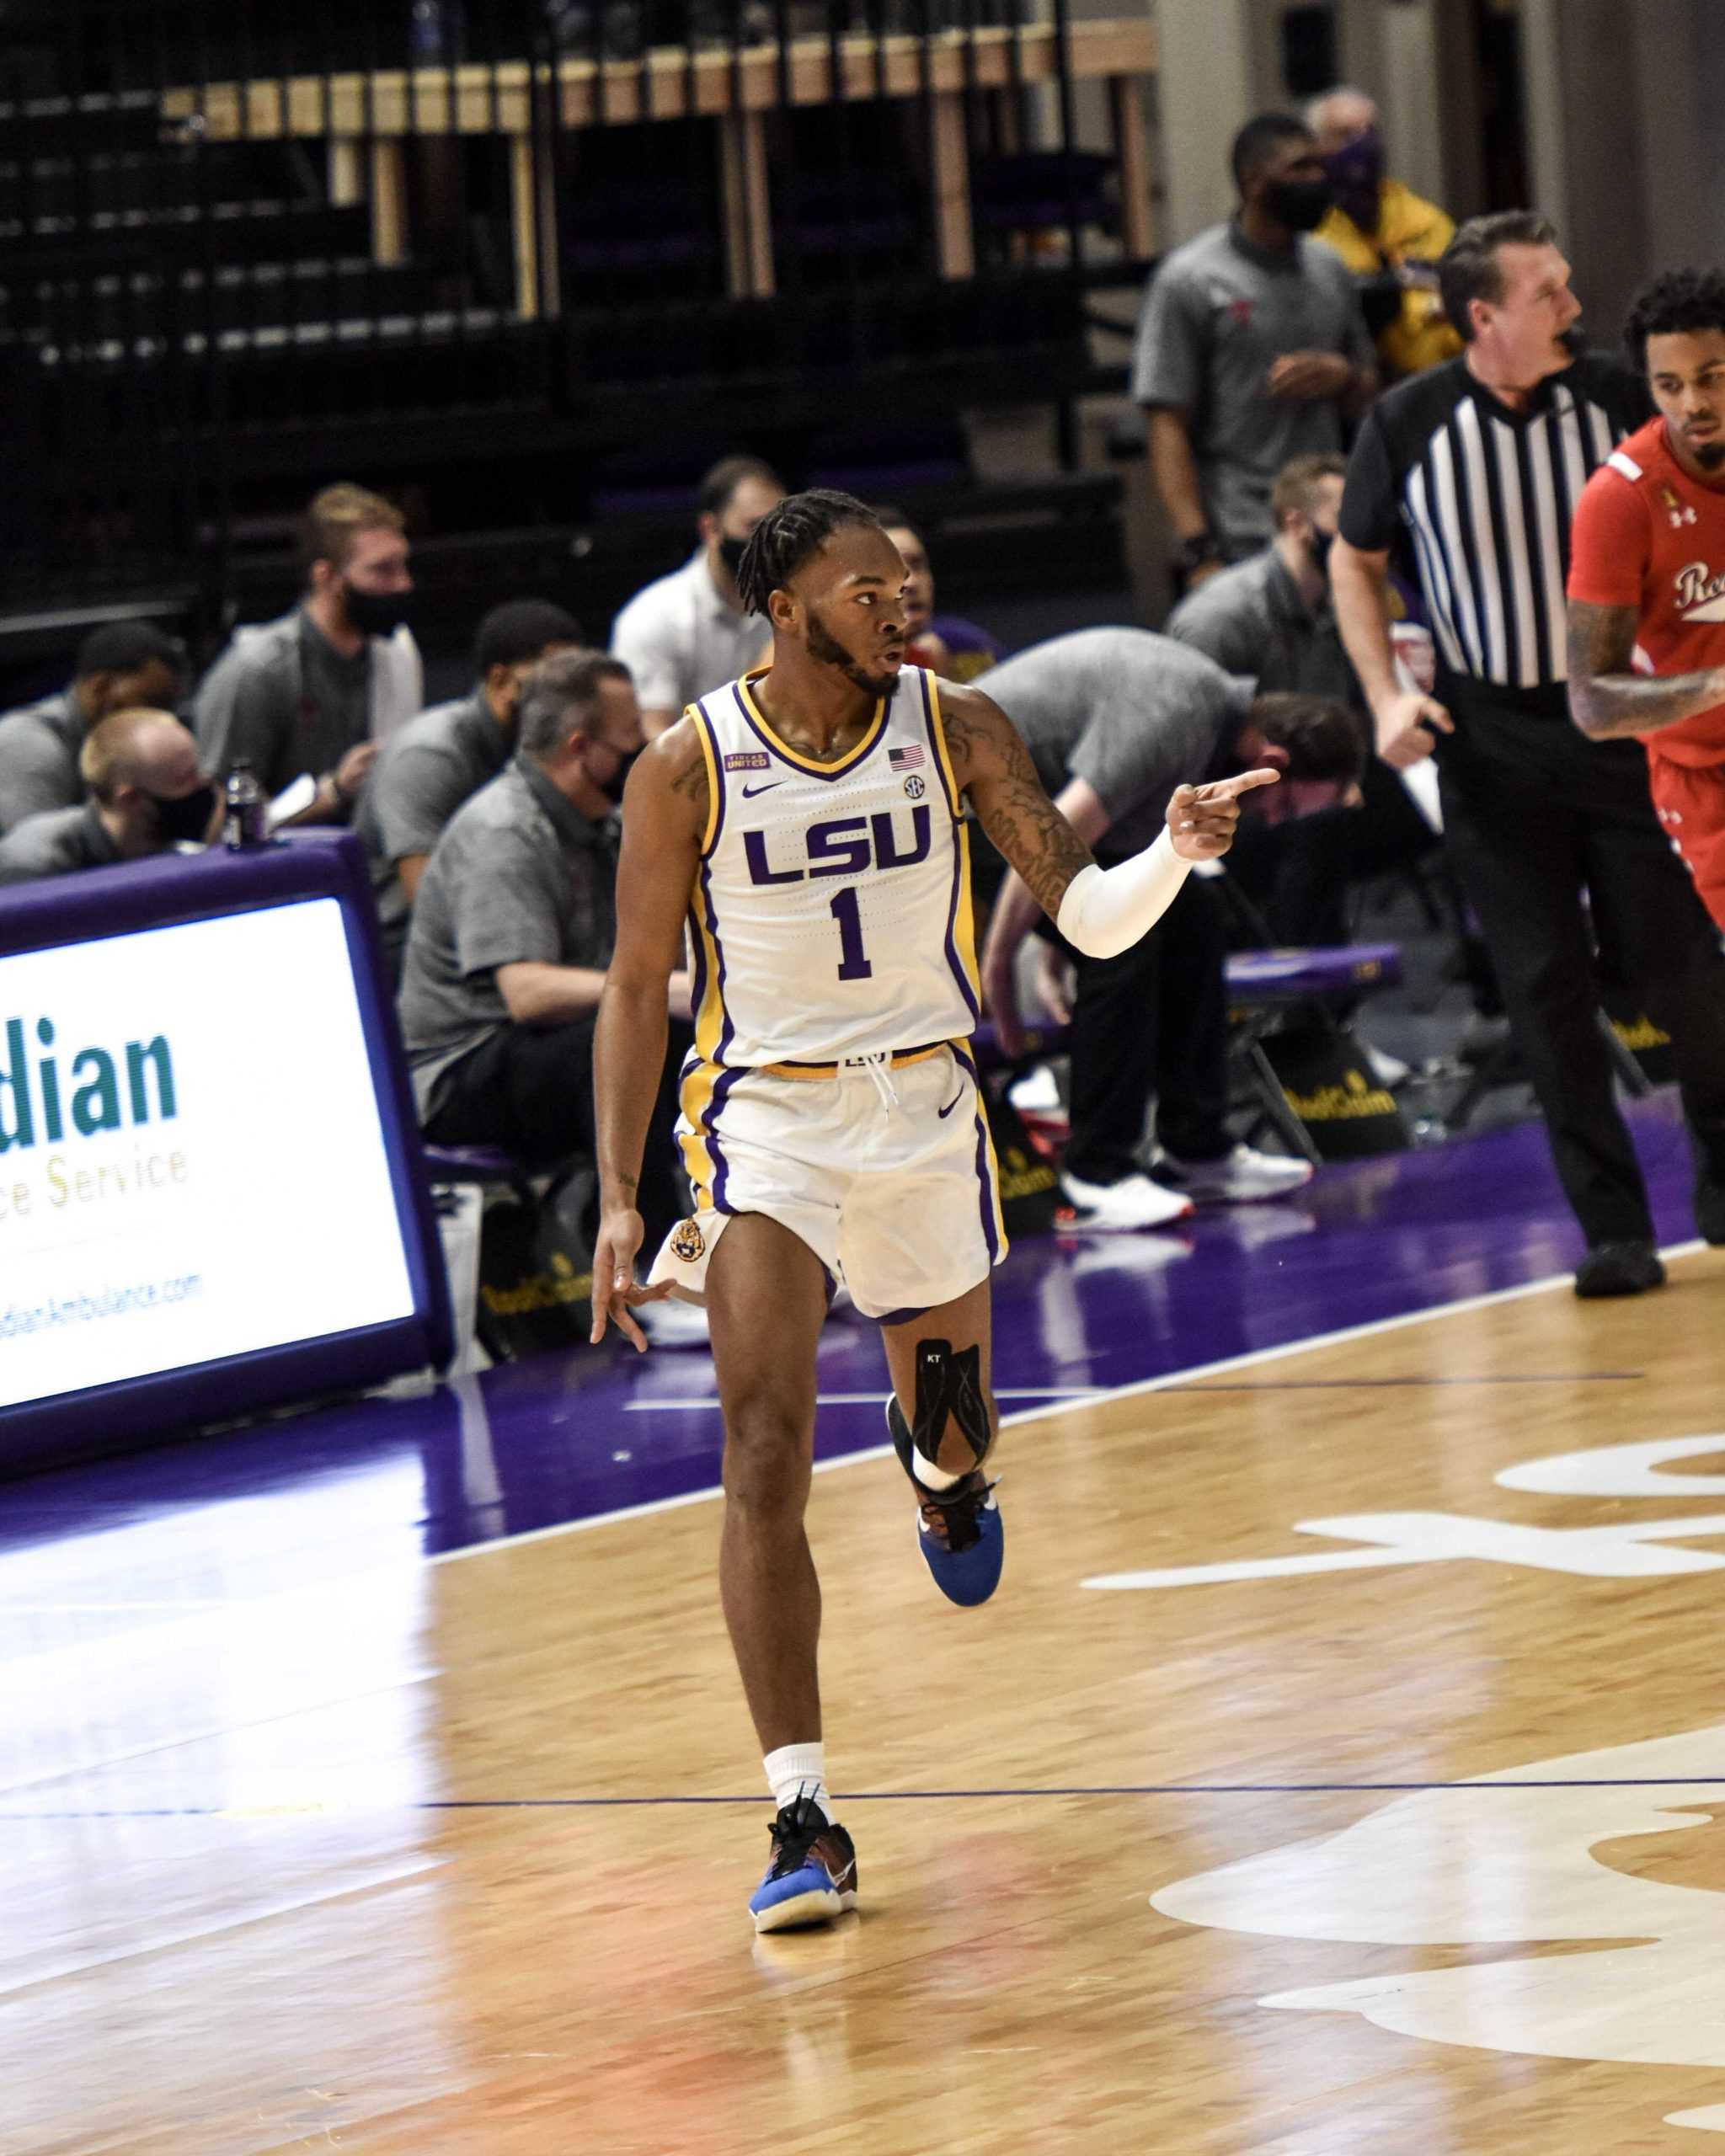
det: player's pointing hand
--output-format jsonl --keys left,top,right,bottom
{"left": 1166, "top": 768, "right": 1279, "bottom": 861}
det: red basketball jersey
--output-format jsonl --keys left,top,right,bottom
{"left": 1567, "top": 415, "right": 1725, "bottom": 766}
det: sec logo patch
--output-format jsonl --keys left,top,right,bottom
{"left": 903, "top": 773, "right": 927, "bottom": 800}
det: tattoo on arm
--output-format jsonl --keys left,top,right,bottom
{"left": 667, "top": 741, "right": 710, "bottom": 823}
{"left": 951, "top": 693, "right": 1095, "bottom": 920}
{"left": 1568, "top": 600, "right": 1725, "bottom": 739}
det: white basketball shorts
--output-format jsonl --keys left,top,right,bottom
{"left": 648, "top": 1041, "right": 1007, "bottom": 1323}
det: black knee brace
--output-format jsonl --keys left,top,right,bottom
{"left": 908, "top": 1337, "right": 994, "bottom": 1474}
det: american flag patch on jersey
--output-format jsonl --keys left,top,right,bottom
{"left": 888, "top": 744, "right": 925, "bottom": 771}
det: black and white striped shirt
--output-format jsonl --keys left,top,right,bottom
{"left": 1340, "top": 353, "right": 1650, "bottom": 695}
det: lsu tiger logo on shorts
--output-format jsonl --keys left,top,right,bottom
{"left": 670, "top": 1217, "right": 707, "bottom": 1262}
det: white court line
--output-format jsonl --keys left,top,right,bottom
{"left": 421, "top": 1239, "right": 1707, "bottom": 1569}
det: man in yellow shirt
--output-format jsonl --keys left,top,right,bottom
{"left": 1306, "top": 86, "right": 1461, "bottom": 380}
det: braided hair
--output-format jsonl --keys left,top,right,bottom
{"left": 735, "top": 488, "right": 881, "bottom": 619}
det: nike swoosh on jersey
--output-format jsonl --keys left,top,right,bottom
{"left": 740, "top": 780, "right": 784, "bottom": 798}
{"left": 937, "top": 1088, "right": 965, "bottom": 1118}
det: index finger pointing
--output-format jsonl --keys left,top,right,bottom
{"left": 1199, "top": 766, "right": 1281, "bottom": 801}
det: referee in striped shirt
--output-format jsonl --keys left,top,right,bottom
{"left": 1332, "top": 211, "right": 1725, "bottom": 1298}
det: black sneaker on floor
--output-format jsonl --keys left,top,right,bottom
{"left": 747, "top": 1795, "right": 858, "bottom": 1933}
{"left": 1573, "top": 1241, "right": 1666, "bottom": 1299}
{"left": 1695, "top": 1180, "right": 1725, "bottom": 1246}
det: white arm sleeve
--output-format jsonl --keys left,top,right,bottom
{"left": 1055, "top": 828, "right": 1193, "bottom": 959}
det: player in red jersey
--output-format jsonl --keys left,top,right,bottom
{"left": 1568, "top": 268, "right": 1725, "bottom": 926}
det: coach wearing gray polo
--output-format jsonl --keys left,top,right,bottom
{"left": 608, "top": 455, "right": 783, "bottom": 739}
{"left": 398, "top": 652, "right": 691, "bottom": 1251}
{"left": 1135, "top": 111, "right": 1376, "bottom": 589}
{"left": 358, "top": 597, "right": 581, "bottom": 982}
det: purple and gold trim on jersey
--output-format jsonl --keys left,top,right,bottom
{"left": 949, "top": 1039, "right": 1007, "bottom": 1263}
{"left": 919, "top": 669, "right": 982, "bottom": 1023}
{"left": 688, "top": 702, "right": 726, "bottom": 858}
{"left": 682, "top": 849, "right": 738, "bottom": 1207}
{"left": 678, "top": 1055, "right": 738, "bottom": 1214}
{"left": 734, "top": 669, "right": 888, "bottom": 780}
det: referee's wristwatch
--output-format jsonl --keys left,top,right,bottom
{"left": 1176, "top": 531, "right": 1221, "bottom": 577}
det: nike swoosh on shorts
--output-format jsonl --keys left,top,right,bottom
{"left": 937, "top": 1089, "right": 965, "bottom": 1118}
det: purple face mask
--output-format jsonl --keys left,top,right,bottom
{"left": 1323, "top": 130, "right": 1385, "bottom": 229}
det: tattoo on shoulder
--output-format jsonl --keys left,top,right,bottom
{"left": 668, "top": 741, "right": 710, "bottom": 820}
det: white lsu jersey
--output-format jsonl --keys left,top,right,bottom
{"left": 682, "top": 664, "right": 980, "bottom": 1070}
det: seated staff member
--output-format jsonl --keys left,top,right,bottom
{"left": 357, "top": 598, "right": 582, "bottom": 982}
{"left": 979, "top": 627, "right": 1361, "bottom": 1229}
{"left": 0, "top": 710, "right": 218, "bottom": 884}
{"left": 1567, "top": 267, "right": 1725, "bottom": 935}
{"left": 0, "top": 622, "right": 185, "bottom": 836}
{"left": 398, "top": 649, "right": 693, "bottom": 1230}
{"left": 195, "top": 482, "right": 419, "bottom": 825}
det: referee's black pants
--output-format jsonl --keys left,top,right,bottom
{"left": 1062, "top": 873, "right": 1232, "bottom": 1185}
{"left": 1436, "top": 683, "right": 1725, "bottom": 1248}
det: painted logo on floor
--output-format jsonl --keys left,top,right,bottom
{"left": 1084, "top": 1434, "right": 1725, "bottom": 1590}
{"left": 1152, "top": 1719, "right": 1725, "bottom": 2136}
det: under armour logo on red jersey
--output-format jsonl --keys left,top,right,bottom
{"left": 1658, "top": 483, "right": 1698, "bottom": 529}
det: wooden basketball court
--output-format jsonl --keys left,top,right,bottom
{"left": 10, "top": 1246, "right": 1725, "bottom": 2152}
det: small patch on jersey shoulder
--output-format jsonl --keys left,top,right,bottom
{"left": 669, "top": 1216, "right": 708, "bottom": 1262}
{"left": 724, "top": 751, "right": 772, "bottom": 771}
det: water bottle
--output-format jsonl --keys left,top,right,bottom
{"left": 224, "top": 761, "right": 267, "bottom": 850}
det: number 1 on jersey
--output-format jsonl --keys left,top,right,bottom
{"left": 829, "top": 886, "right": 873, "bottom": 980}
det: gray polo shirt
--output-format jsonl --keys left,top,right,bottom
{"left": 1132, "top": 221, "right": 1373, "bottom": 558}
{"left": 1166, "top": 547, "right": 1356, "bottom": 704}
{"left": 0, "top": 801, "right": 122, "bottom": 885}
{"left": 355, "top": 688, "right": 510, "bottom": 969}
{"left": 0, "top": 690, "right": 83, "bottom": 835}
{"left": 195, "top": 606, "right": 372, "bottom": 803}
{"left": 980, "top": 627, "right": 1253, "bottom": 862}
{"left": 398, "top": 755, "right": 620, "bottom": 1118}
{"left": 609, "top": 550, "right": 766, "bottom": 714}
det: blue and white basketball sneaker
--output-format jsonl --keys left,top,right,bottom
{"left": 748, "top": 1794, "right": 859, "bottom": 1933}
{"left": 886, "top": 1393, "right": 1004, "bottom": 1607}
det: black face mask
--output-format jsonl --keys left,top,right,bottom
{"left": 148, "top": 782, "right": 217, "bottom": 844}
{"left": 717, "top": 532, "right": 750, "bottom": 581}
{"left": 341, "top": 581, "right": 412, "bottom": 638}
{"left": 1262, "top": 177, "right": 1334, "bottom": 232}
{"left": 594, "top": 746, "right": 635, "bottom": 805}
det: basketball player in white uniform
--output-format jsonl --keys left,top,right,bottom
{"left": 591, "top": 492, "right": 1274, "bottom": 1930}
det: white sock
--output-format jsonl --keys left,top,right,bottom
{"left": 764, "top": 1742, "right": 830, "bottom": 1822}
